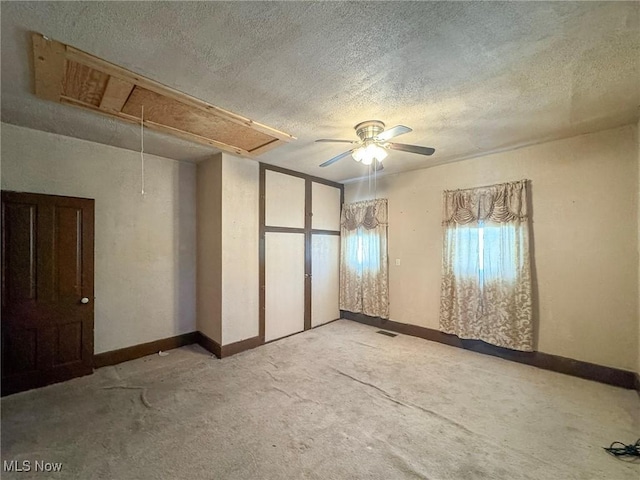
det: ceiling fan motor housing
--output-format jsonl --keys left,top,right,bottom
{"left": 355, "top": 120, "right": 386, "bottom": 142}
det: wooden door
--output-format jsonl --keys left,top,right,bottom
{"left": 1, "top": 191, "right": 94, "bottom": 396}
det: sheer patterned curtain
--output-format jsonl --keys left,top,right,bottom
{"left": 340, "top": 199, "right": 389, "bottom": 319}
{"left": 439, "top": 180, "right": 533, "bottom": 351}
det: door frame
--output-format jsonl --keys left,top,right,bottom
{"left": 258, "top": 164, "right": 343, "bottom": 343}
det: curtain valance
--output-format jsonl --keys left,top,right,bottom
{"left": 442, "top": 180, "right": 529, "bottom": 226}
{"left": 341, "top": 198, "right": 388, "bottom": 231}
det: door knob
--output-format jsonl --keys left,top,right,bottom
{"left": 81, "top": 297, "right": 89, "bottom": 304}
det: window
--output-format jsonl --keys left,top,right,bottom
{"left": 346, "top": 228, "right": 381, "bottom": 273}
{"left": 449, "top": 222, "right": 518, "bottom": 283}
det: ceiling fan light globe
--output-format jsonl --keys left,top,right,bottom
{"left": 375, "top": 145, "right": 388, "bottom": 161}
{"left": 366, "top": 144, "right": 388, "bottom": 165}
{"left": 352, "top": 147, "right": 365, "bottom": 162}
{"left": 364, "top": 143, "right": 377, "bottom": 156}
{"left": 358, "top": 144, "right": 375, "bottom": 165}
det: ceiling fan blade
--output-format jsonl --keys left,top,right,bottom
{"left": 319, "top": 149, "right": 354, "bottom": 167}
{"left": 315, "top": 139, "right": 357, "bottom": 144}
{"left": 387, "top": 142, "right": 435, "bottom": 156}
{"left": 375, "top": 125, "right": 412, "bottom": 142}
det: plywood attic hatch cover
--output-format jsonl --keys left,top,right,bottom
{"left": 31, "top": 33, "right": 295, "bottom": 157}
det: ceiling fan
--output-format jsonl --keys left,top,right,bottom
{"left": 315, "top": 120, "right": 435, "bottom": 170}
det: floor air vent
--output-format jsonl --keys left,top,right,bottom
{"left": 376, "top": 330, "right": 397, "bottom": 337}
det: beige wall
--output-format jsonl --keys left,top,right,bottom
{"left": 196, "top": 153, "right": 259, "bottom": 346}
{"left": 637, "top": 119, "right": 640, "bottom": 375}
{"left": 196, "top": 154, "right": 223, "bottom": 344}
{"left": 345, "top": 125, "right": 639, "bottom": 371}
{"left": 221, "top": 154, "right": 259, "bottom": 345}
{"left": 1, "top": 123, "right": 197, "bottom": 353}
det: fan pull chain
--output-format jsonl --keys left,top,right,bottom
{"left": 140, "top": 106, "right": 145, "bottom": 196}
{"left": 374, "top": 162, "right": 377, "bottom": 199}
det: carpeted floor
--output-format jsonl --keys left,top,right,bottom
{"left": 2, "top": 320, "right": 639, "bottom": 479}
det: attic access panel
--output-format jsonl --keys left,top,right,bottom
{"left": 31, "top": 33, "right": 295, "bottom": 157}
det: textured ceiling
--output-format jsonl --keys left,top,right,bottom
{"left": 1, "top": 2, "right": 638, "bottom": 182}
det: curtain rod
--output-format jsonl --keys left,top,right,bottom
{"left": 444, "top": 178, "right": 529, "bottom": 193}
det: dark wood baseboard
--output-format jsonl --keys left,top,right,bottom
{"left": 82, "top": 319, "right": 640, "bottom": 392}
{"left": 195, "top": 332, "right": 262, "bottom": 358}
{"left": 195, "top": 331, "right": 222, "bottom": 358}
{"left": 316, "top": 318, "right": 341, "bottom": 329}
{"left": 95, "top": 331, "right": 263, "bottom": 368}
{"left": 222, "top": 335, "right": 262, "bottom": 357}
{"left": 341, "top": 311, "right": 636, "bottom": 390}
{"left": 94, "top": 332, "right": 199, "bottom": 368}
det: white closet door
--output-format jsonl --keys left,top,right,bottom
{"left": 312, "top": 182, "right": 341, "bottom": 231}
{"left": 264, "top": 169, "right": 306, "bottom": 342}
{"left": 262, "top": 170, "right": 341, "bottom": 343}
{"left": 311, "top": 234, "right": 340, "bottom": 327}
{"left": 265, "top": 170, "right": 305, "bottom": 228}
{"left": 265, "top": 233, "right": 305, "bottom": 342}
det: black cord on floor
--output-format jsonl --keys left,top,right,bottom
{"left": 603, "top": 439, "right": 640, "bottom": 458}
